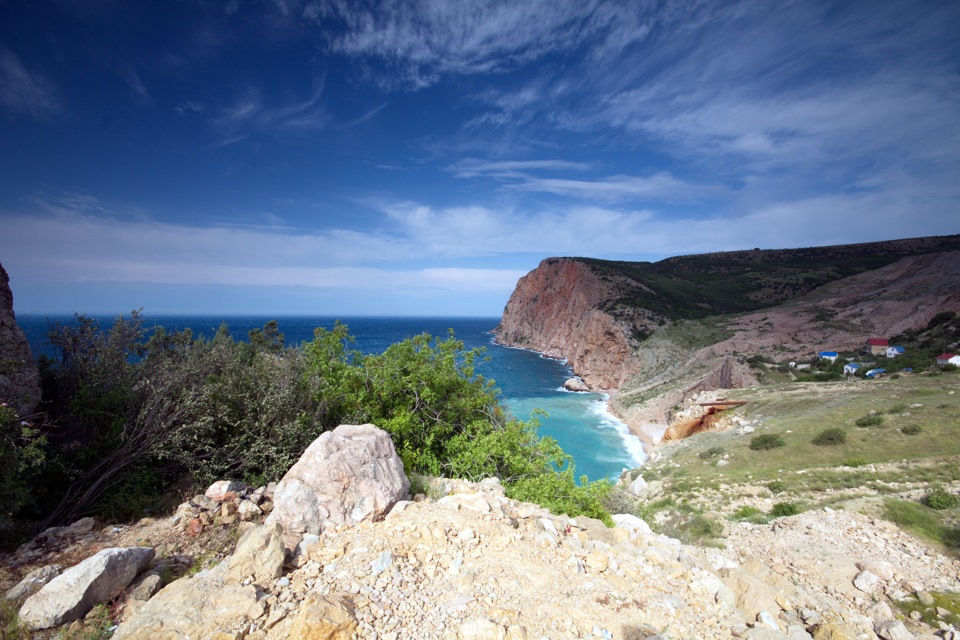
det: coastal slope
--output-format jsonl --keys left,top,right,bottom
{"left": 495, "top": 237, "right": 960, "bottom": 431}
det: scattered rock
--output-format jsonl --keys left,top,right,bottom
{"left": 852, "top": 570, "right": 880, "bottom": 593}
{"left": 563, "top": 377, "right": 590, "bottom": 392}
{"left": 4, "top": 564, "right": 62, "bottom": 603}
{"left": 19, "top": 547, "right": 155, "bottom": 629}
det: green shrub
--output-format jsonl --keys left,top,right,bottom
{"left": 749, "top": 434, "right": 786, "bottom": 451}
{"left": 855, "top": 414, "right": 884, "bottom": 427}
{"left": 769, "top": 502, "right": 801, "bottom": 518}
{"left": 29, "top": 316, "right": 617, "bottom": 528}
{"left": 766, "top": 480, "right": 786, "bottom": 494}
{"left": 901, "top": 424, "right": 922, "bottom": 435}
{"left": 732, "top": 505, "right": 767, "bottom": 523}
{"left": 923, "top": 488, "right": 960, "bottom": 510}
{"left": 842, "top": 458, "right": 867, "bottom": 468}
{"left": 698, "top": 446, "right": 724, "bottom": 460}
{"left": 812, "top": 428, "right": 847, "bottom": 446}
{"left": 888, "top": 403, "right": 907, "bottom": 414}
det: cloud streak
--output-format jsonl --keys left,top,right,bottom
{"left": 0, "top": 48, "right": 64, "bottom": 119}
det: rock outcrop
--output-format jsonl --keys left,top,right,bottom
{"left": 266, "top": 423, "right": 409, "bottom": 549}
{"left": 18, "top": 546, "right": 155, "bottom": 629}
{"left": 495, "top": 258, "right": 648, "bottom": 390}
{"left": 0, "top": 262, "right": 39, "bottom": 415}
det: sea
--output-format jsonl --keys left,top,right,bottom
{"left": 17, "top": 315, "right": 646, "bottom": 482}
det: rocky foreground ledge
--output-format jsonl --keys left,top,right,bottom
{"left": 2, "top": 425, "right": 958, "bottom": 640}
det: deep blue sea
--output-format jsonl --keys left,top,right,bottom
{"left": 18, "top": 314, "right": 645, "bottom": 481}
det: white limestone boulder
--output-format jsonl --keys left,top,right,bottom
{"left": 18, "top": 547, "right": 154, "bottom": 629}
{"left": 266, "top": 424, "right": 409, "bottom": 549}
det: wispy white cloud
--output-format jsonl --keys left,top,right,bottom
{"left": 214, "top": 85, "right": 330, "bottom": 132}
{"left": 448, "top": 158, "right": 592, "bottom": 179}
{"left": 505, "top": 172, "right": 724, "bottom": 204}
{"left": 305, "top": 0, "right": 657, "bottom": 88}
{"left": 120, "top": 67, "right": 153, "bottom": 106}
{"left": 0, "top": 48, "right": 64, "bottom": 119}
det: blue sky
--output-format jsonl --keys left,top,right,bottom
{"left": 1, "top": 0, "right": 958, "bottom": 315}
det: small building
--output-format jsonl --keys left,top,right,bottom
{"left": 936, "top": 353, "right": 960, "bottom": 367}
{"left": 795, "top": 363, "right": 811, "bottom": 370}
{"left": 818, "top": 351, "right": 839, "bottom": 363}
{"left": 844, "top": 363, "right": 862, "bottom": 375}
{"left": 886, "top": 346, "right": 905, "bottom": 358}
{"left": 865, "top": 368, "right": 886, "bottom": 378}
{"left": 865, "top": 338, "right": 889, "bottom": 355}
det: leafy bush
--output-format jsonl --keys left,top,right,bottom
{"left": 812, "top": 428, "right": 847, "bottom": 446}
{"left": 855, "top": 414, "right": 884, "bottom": 427}
{"left": 699, "top": 446, "right": 724, "bottom": 460}
{"left": 732, "top": 505, "right": 767, "bottom": 523}
{"left": 28, "top": 316, "right": 615, "bottom": 528}
{"left": 769, "top": 502, "right": 801, "bottom": 518}
{"left": 901, "top": 424, "right": 922, "bottom": 435}
{"left": 749, "top": 434, "right": 786, "bottom": 450}
{"left": 766, "top": 480, "right": 786, "bottom": 494}
{"left": 923, "top": 488, "right": 960, "bottom": 510}
{"left": 888, "top": 403, "right": 907, "bottom": 414}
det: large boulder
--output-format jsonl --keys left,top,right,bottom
{"left": 112, "top": 563, "right": 258, "bottom": 640}
{"left": 18, "top": 546, "right": 155, "bottom": 629}
{"left": 0, "top": 262, "right": 39, "bottom": 415}
{"left": 266, "top": 424, "right": 409, "bottom": 549}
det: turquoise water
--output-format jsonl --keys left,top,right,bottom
{"left": 18, "top": 315, "right": 645, "bottom": 481}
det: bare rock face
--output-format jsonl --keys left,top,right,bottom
{"left": 0, "top": 263, "right": 39, "bottom": 415}
{"left": 495, "top": 258, "right": 641, "bottom": 390}
{"left": 266, "top": 424, "right": 409, "bottom": 549}
{"left": 19, "top": 547, "right": 155, "bottom": 630}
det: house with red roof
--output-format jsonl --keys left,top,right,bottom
{"left": 865, "top": 338, "right": 889, "bottom": 356}
{"left": 936, "top": 353, "right": 960, "bottom": 367}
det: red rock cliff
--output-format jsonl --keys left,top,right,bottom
{"left": 494, "top": 258, "right": 637, "bottom": 390}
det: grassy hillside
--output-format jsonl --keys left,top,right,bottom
{"left": 577, "top": 234, "right": 960, "bottom": 321}
{"left": 628, "top": 372, "right": 960, "bottom": 552}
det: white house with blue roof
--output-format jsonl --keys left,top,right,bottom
{"left": 886, "top": 346, "right": 905, "bottom": 358}
{"left": 818, "top": 351, "right": 839, "bottom": 363}
{"left": 843, "top": 362, "right": 862, "bottom": 375}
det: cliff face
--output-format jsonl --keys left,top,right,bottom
{"left": 0, "top": 263, "right": 40, "bottom": 415}
{"left": 497, "top": 248, "right": 960, "bottom": 432}
{"left": 494, "top": 258, "right": 640, "bottom": 390}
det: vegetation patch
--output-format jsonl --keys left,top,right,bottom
{"left": 812, "top": 428, "right": 847, "bottom": 446}
{"left": 749, "top": 434, "right": 786, "bottom": 451}
{"left": 895, "top": 591, "right": 960, "bottom": 628}
{"left": 769, "top": 502, "right": 801, "bottom": 518}
{"left": 855, "top": 414, "right": 884, "bottom": 427}
{"left": 923, "top": 488, "right": 960, "bottom": 510}
{"left": 882, "top": 498, "right": 960, "bottom": 552}
{"left": 698, "top": 446, "right": 725, "bottom": 460}
{"left": 766, "top": 480, "right": 786, "bottom": 494}
{"left": 901, "top": 424, "right": 922, "bottom": 435}
{"left": 732, "top": 505, "right": 767, "bottom": 524}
